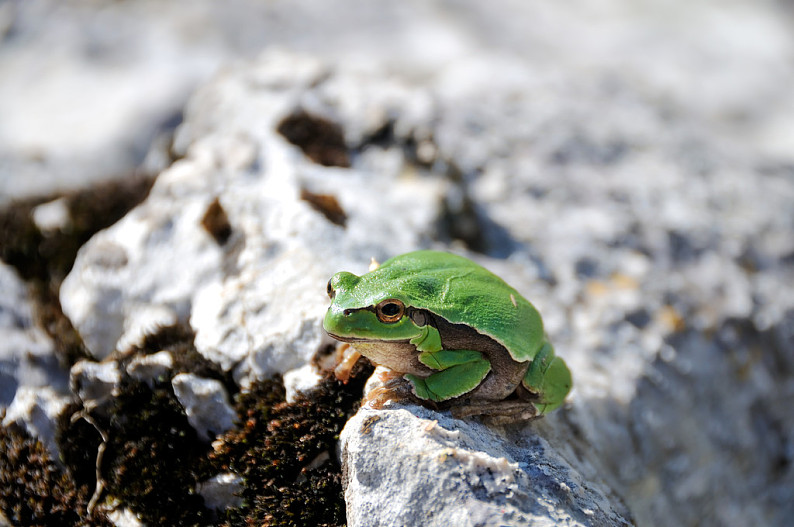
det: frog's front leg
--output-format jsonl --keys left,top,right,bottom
{"left": 405, "top": 349, "right": 491, "bottom": 402}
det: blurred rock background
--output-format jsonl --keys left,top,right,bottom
{"left": 1, "top": 1, "right": 793, "bottom": 526}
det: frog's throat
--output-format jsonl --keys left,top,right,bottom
{"left": 345, "top": 338, "right": 435, "bottom": 378}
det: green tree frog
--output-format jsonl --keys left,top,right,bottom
{"left": 323, "top": 250, "right": 572, "bottom": 422}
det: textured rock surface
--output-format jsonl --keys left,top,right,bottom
{"left": 0, "top": 263, "right": 66, "bottom": 406}
{"left": 60, "top": 50, "right": 444, "bottom": 384}
{"left": 0, "top": 263, "right": 71, "bottom": 460}
{"left": 58, "top": 38, "right": 794, "bottom": 527}
{"left": 171, "top": 373, "right": 236, "bottom": 441}
{"left": 341, "top": 407, "right": 632, "bottom": 527}
{"left": 2, "top": 1, "right": 793, "bottom": 526}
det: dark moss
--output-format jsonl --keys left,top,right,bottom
{"left": 0, "top": 174, "right": 154, "bottom": 285}
{"left": 58, "top": 376, "right": 216, "bottom": 526}
{"left": 0, "top": 196, "right": 44, "bottom": 282}
{"left": 54, "top": 320, "right": 374, "bottom": 526}
{"left": 215, "top": 358, "right": 373, "bottom": 527}
{"left": 104, "top": 378, "right": 215, "bottom": 525}
{"left": 57, "top": 403, "right": 103, "bottom": 491}
{"left": 276, "top": 110, "right": 351, "bottom": 168}
{"left": 124, "top": 323, "right": 238, "bottom": 397}
{"left": 300, "top": 188, "right": 348, "bottom": 227}
{"left": 55, "top": 323, "right": 238, "bottom": 526}
{"left": 0, "top": 413, "right": 111, "bottom": 527}
{"left": 201, "top": 197, "right": 233, "bottom": 245}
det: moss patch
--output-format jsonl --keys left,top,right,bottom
{"left": 215, "top": 359, "right": 373, "bottom": 527}
{"left": 49, "top": 323, "right": 372, "bottom": 526}
{"left": 56, "top": 325, "right": 221, "bottom": 525}
{"left": 125, "top": 323, "right": 238, "bottom": 397}
{"left": 276, "top": 110, "right": 351, "bottom": 168}
{"left": 0, "top": 414, "right": 111, "bottom": 527}
{"left": 0, "top": 175, "right": 154, "bottom": 285}
{"left": 56, "top": 374, "right": 217, "bottom": 526}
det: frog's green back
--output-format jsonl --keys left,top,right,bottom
{"left": 372, "top": 250, "right": 545, "bottom": 362}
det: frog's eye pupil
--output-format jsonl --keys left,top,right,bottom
{"left": 382, "top": 303, "right": 399, "bottom": 316}
{"left": 376, "top": 299, "right": 404, "bottom": 323}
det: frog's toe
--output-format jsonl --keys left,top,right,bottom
{"left": 363, "top": 374, "right": 417, "bottom": 409}
{"left": 363, "top": 386, "right": 398, "bottom": 409}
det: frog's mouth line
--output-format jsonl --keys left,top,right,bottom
{"left": 326, "top": 333, "right": 408, "bottom": 345}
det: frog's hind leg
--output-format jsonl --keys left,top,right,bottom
{"left": 450, "top": 398, "right": 538, "bottom": 425}
{"left": 522, "top": 340, "right": 572, "bottom": 414}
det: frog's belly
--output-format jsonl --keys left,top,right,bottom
{"left": 350, "top": 340, "right": 434, "bottom": 377}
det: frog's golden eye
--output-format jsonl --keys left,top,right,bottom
{"left": 327, "top": 279, "right": 335, "bottom": 299}
{"left": 376, "top": 299, "right": 404, "bottom": 323}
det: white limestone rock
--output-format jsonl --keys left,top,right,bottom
{"left": 283, "top": 363, "right": 323, "bottom": 403}
{"left": 171, "top": 373, "right": 236, "bottom": 441}
{"left": 61, "top": 49, "right": 444, "bottom": 385}
{"left": 70, "top": 360, "right": 122, "bottom": 413}
{"left": 197, "top": 472, "right": 244, "bottom": 511}
{"left": 125, "top": 350, "right": 174, "bottom": 386}
{"left": 60, "top": 196, "right": 224, "bottom": 360}
{"left": 0, "top": 262, "right": 71, "bottom": 458}
{"left": 2, "top": 386, "right": 71, "bottom": 462}
{"left": 340, "top": 406, "right": 632, "bottom": 527}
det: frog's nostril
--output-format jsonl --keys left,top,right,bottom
{"left": 343, "top": 309, "right": 353, "bottom": 316}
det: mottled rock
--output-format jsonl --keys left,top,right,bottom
{"left": 0, "top": 263, "right": 71, "bottom": 458}
{"left": 171, "top": 373, "right": 235, "bottom": 441}
{"left": 125, "top": 350, "right": 174, "bottom": 386}
{"left": 2, "top": 386, "right": 71, "bottom": 462}
{"left": 70, "top": 360, "right": 121, "bottom": 413}
{"left": 197, "top": 472, "right": 244, "bottom": 511}
{"left": 341, "top": 407, "right": 632, "bottom": 527}
{"left": 283, "top": 363, "right": 323, "bottom": 403}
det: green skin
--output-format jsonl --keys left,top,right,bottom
{"left": 323, "top": 250, "right": 572, "bottom": 417}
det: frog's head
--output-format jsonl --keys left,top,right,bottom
{"left": 323, "top": 271, "right": 426, "bottom": 344}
